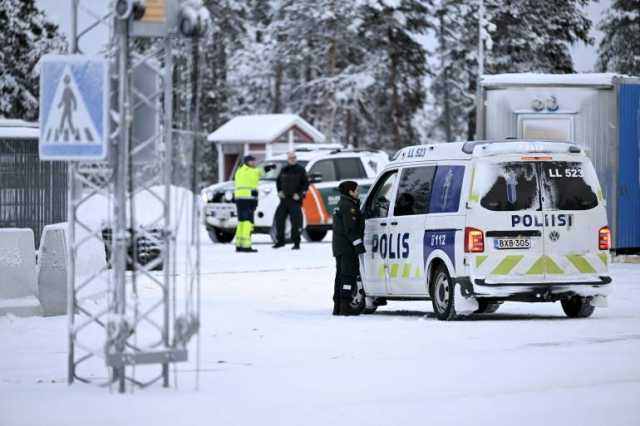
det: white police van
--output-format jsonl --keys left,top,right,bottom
{"left": 353, "top": 140, "right": 612, "bottom": 320}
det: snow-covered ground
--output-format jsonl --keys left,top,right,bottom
{"left": 1, "top": 233, "right": 639, "bottom": 426}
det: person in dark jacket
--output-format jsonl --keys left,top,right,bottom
{"left": 332, "top": 180, "right": 366, "bottom": 316}
{"left": 273, "top": 152, "right": 309, "bottom": 250}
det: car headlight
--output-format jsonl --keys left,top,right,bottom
{"left": 224, "top": 190, "right": 234, "bottom": 202}
{"left": 202, "top": 190, "right": 213, "bottom": 203}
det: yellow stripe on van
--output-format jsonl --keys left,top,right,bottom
{"left": 490, "top": 255, "right": 523, "bottom": 275}
{"left": 598, "top": 253, "right": 608, "bottom": 266}
{"left": 566, "top": 255, "right": 597, "bottom": 274}
{"left": 378, "top": 264, "right": 385, "bottom": 279}
{"left": 402, "top": 263, "right": 412, "bottom": 279}
{"left": 526, "top": 256, "right": 564, "bottom": 275}
{"left": 468, "top": 167, "right": 480, "bottom": 202}
{"left": 414, "top": 265, "right": 422, "bottom": 278}
{"left": 476, "top": 255, "right": 488, "bottom": 268}
{"left": 389, "top": 263, "right": 399, "bottom": 278}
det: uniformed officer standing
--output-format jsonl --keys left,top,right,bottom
{"left": 332, "top": 180, "right": 366, "bottom": 315}
{"left": 273, "top": 152, "right": 309, "bottom": 250}
{"left": 234, "top": 155, "right": 263, "bottom": 253}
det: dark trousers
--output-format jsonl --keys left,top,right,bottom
{"left": 333, "top": 252, "right": 359, "bottom": 313}
{"left": 275, "top": 198, "right": 303, "bottom": 244}
{"left": 235, "top": 198, "right": 258, "bottom": 222}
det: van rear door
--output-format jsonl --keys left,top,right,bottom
{"left": 470, "top": 158, "right": 546, "bottom": 284}
{"left": 538, "top": 158, "right": 608, "bottom": 282}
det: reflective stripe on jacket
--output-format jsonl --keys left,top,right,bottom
{"left": 234, "top": 164, "right": 262, "bottom": 199}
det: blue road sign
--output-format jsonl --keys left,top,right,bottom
{"left": 39, "top": 55, "right": 109, "bottom": 161}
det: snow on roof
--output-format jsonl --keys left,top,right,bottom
{"left": 207, "top": 114, "right": 325, "bottom": 144}
{"left": 481, "top": 73, "right": 630, "bottom": 88}
{"left": 0, "top": 119, "right": 39, "bottom": 139}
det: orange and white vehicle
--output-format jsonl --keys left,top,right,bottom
{"left": 201, "top": 148, "right": 388, "bottom": 243}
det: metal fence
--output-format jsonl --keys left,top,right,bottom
{"left": 0, "top": 138, "right": 67, "bottom": 247}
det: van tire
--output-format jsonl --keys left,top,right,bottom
{"left": 475, "top": 300, "right": 501, "bottom": 314}
{"left": 303, "top": 228, "right": 327, "bottom": 242}
{"left": 207, "top": 227, "right": 235, "bottom": 244}
{"left": 561, "top": 296, "right": 595, "bottom": 318}
{"left": 430, "top": 265, "right": 458, "bottom": 321}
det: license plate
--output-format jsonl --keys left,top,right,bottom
{"left": 493, "top": 238, "right": 531, "bottom": 250}
{"left": 207, "top": 205, "right": 233, "bottom": 220}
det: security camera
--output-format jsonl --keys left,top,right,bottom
{"left": 114, "top": 0, "right": 146, "bottom": 20}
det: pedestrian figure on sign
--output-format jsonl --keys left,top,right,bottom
{"left": 58, "top": 75, "right": 77, "bottom": 136}
{"left": 272, "top": 152, "right": 309, "bottom": 250}
{"left": 332, "top": 180, "right": 365, "bottom": 315}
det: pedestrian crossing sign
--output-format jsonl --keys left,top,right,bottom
{"left": 39, "top": 55, "right": 109, "bottom": 161}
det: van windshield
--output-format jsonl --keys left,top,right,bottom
{"left": 477, "top": 160, "right": 599, "bottom": 212}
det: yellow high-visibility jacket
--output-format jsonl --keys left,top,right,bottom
{"left": 234, "top": 164, "right": 263, "bottom": 199}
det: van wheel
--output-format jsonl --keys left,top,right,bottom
{"left": 561, "top": 296, "right": 595, "bottom": 318}
{"left": 363, "top": 297, "right": 378, "bottom": 314}
{"left": 430, "top": 265, "right": 457, "bottom": 321}
{"left": 303, "top": 228, "right": 327, "bottom": 242}
{"left": 207, "top": 227, "right": 235, "bottom": 244}
{"left": 269, "top": 219, "right": 292, "bottom": 244}
{"left": 475, "top": 300, "right": 501, "bottom": 314}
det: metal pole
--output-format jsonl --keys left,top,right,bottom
{"left": 162, "top": 36, "right": 174, "bottom": 388}
{"left": 475, "top": 0, "right": 485, "bottom": 140}
{"left": 113, "top": 17, "right": 131, "bottom": 394}
{"left": 67, "top": 0, "right": 79, "bottom": 386}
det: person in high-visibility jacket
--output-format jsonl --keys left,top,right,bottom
{"left": 234, "top": 155, "right": 263, "bottom": 253}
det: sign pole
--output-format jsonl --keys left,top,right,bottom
{"left": 113, "top": 17, "right": 131, "bottom": 394}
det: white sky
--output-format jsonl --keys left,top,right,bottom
{"left": 37, "top": 0, "right": 611, "bottom": 71}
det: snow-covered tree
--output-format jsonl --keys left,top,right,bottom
{"left": 485, "top": 0, "right": 593, "bottom": 74}
{"left": 0, "top": 0, "right": 66, "bottom": 120}
{"left": 597, "top": 0, "right": 640, "bottom": 75}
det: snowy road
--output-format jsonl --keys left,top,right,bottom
{"left": 1, "top": 234, "right": 639, "bottom": 426}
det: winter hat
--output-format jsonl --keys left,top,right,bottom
{"left": 244, "top": 155, "right": 256, "bottom": 163}
{"left": 338, "top": 180, "right": 358, "bottom": 195}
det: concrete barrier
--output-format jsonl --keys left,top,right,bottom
{"left": 0, "top": 228, "right": 43, "bottom": 316}
{"left": 36, "top": 224, "right": 68, "bottom": 316}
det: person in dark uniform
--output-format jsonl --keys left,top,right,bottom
{"left": 332, "top": 180, "right": 366, "bottom": 316}
{"left": 273, "top": 152, "right": 309, "bottom": 250}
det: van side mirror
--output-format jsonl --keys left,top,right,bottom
{"left": 309, "top": 173, "right": 323, "bottom": 183}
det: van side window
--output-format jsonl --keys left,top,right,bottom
{"left": 335, "top": 158, "right": 367, "bottom": 179}
{"left": 364, "top": 170, "right": 398, "bottom": 219}
{"left": 429, "top": 166, "right": 465, "bottom": 213}
{"left": 393, "top": 166, "right": 436, "bottom": 216}
{"left": 309, "top": 159, "right": 337, "bottom": 182}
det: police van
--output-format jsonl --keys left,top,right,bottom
{"left": 352, "top": 140, "right": 612, "bottom": 320}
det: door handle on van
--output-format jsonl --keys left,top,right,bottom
{"left": 390, "top": 221, "right": 398, "bottom": 226}
{"left": 380, "top": 222, "right": 387, "bottom": 227}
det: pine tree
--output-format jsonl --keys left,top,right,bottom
{"left": 358, "top": 0, "right": 433, "bottom": 149}
{"left": 0, "top": 0, "right": 66, "bottom": 120}
{"left": 598, "top": 0, "right": 640, "bottom": 75}
{"left": 485, "top": 0, "right": 592, "bottom": 74}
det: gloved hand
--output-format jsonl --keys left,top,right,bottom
{"left": 278, "top": 191, "right": 285, "bottom": 199}
{"left": 355, "top": 243, "right": 366, "bottom": 254}
{"left": 251, "top": 189, "right": 259, "bottom": 197}
{"left": 292, "top": 193, "right": 300, "bottom": 201}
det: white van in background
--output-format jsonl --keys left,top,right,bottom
{"left": 350, "top": 140, "right": 612, "bottom": 320}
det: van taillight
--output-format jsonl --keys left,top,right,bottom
{"left": 599, "top": 226, "right": 611, "bottom": 250}
{"left": 465, "top": 227, "right": 484, "bottom": 253}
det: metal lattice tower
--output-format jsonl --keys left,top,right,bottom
{"left": 67, "top": 0, "right": 201, "bottom": 393}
